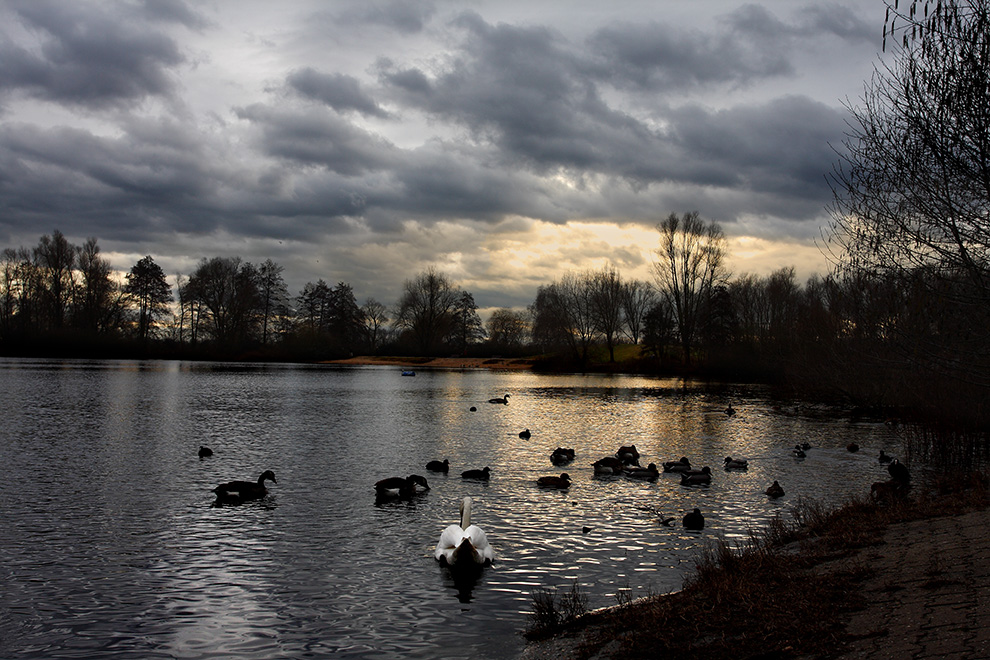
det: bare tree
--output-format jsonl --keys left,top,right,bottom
{"left": 828, "top": 0, "right": 990, "bottom": 388}
{"left": 186, "top": 257, "right": 260, "bottom": 345}
{"left": 621, "top": 279, "right": 656, "bottom": 345}
{"left": 257, "top": 259, "right": 289, "bottom": 345}
{"left": 590, "top": 264, "right": 624, "bottom": 362}
{"left": 361, "top": 298, "right": 390, "bottom": 352}
{"left": 486, "top": 308, "right": 529, "bottom": 350}
{"left": 530, "top": 272, "right": 598, "bottom": 365}
{"left": 652, "top": 212, "right": 729, "bottom": 366}
{"left": 33, "top": 230, "right": 76, "bottom": 330}
{"left": 394, "top": 267, "right": 460, "bottom": 355}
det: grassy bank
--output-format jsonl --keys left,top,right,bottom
{"left": 522, "top": 473, "right": 989, "bottom": 659}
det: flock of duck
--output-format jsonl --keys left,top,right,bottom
{"left": 201, "top": 396, "right": 910, "bottom": 573}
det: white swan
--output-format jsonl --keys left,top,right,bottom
{"left": 435, "top": 496, "right": 494, "bottom": 567}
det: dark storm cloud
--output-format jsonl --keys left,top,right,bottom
{"left": 334, "top": 0, "right": 437, "bottom": 34}
{"left": 373, "top": 10, "right": 849, "bottom": 221}
{"left": 235, "top": 104, "right": 397, "bottom": 175}
{"left": 586, "top": 15, "right": 792, "bottom": 92}
{"left": 668, "top": 95, "right": 847, "bottom": 198}
{"left": 0, "top": 0, "right": 197, "bottom": 109}
{"left": 286, "top": 68, "right": 390, "bottom": 117}
{"left": 0, "top": 0, "right": 880, "bottom": 304}
{"left": 0, "top": 116, "right": 228, "bottom": 241}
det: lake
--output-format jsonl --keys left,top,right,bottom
{"left": 0, "top": 358, "right": 900, "bottom": 659}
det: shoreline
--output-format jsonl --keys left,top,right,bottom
{"left": 518, "top": 485, "right": 990, "bottom": 659}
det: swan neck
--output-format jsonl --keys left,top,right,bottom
{"left": 460, "top": 498, "right": 472, "bottom": 529}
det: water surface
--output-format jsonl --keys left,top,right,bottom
{"left": 0, "top": 359, "right": 900, "bottom": 659}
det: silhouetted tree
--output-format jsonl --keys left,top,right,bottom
{"left": 590, "top": 265, "right": 624, "bottom": 362}
{"left": 447, "top": 291, "right": 485, "bottom": 353}
{"left": 257, "top": 259, "right": 289, "bottom": 345}
{"left": 395, "top": 267, "right": 459, "bottom": 355}
{"left": 361, "top": 298, "right": 390, "bottom": 352}
{"left": 486, "top": 308, "right": 528, "bottom": 351}
{"left": 621, "top": 279, "right": 655, "bottom": 345}
{"left": 33, "top": 230, "right": 76, "bottom": 330}
{"left": 125, "top": 255, "right": 172, "bottom": 341}
{"left": 652, "top": 212, "right": 729, "bottom": 367}
{"left": 186, "top": 257, "right": 260, "bottom": 345}
{"left": 828, "top": 0, "right": 990, "bottom": 390}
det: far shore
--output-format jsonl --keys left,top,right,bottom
{"left": 323, "top": 355, "right": 536, "bottom": 370}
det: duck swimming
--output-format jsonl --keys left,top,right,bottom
{"left": 624, "top": 463, "right": 660, "bottom": 480}
{"left": 435, "top": 496, "right": 494, "bottom": 567}
{"left": 682, "top": 508, "right": 705, "bottom": 530}
{"left": 593, "top": 456, "right": 624, "bottom": 475}
{"left": 488, "top": 394, "right": 510, "bottom": 404}
{"left": 375, "top": 474, "right": 430, "bottom": 498}
{"left": 461, "top": 466, "right": 491, "bottom": 480}
{"left": 213, "top": 470, "right": 277, "bottom": 505}
{"left": 550, "top": 447, "right": 575, "bottom": 465}
{"left": 198, "top": 446, "right": 213, "bottom": 458}
{"left": 615, "top": 445, "right": 640, "bottom": 465}
{"left": 723, "top": 456, "right": 748, "bottom": 470}
{"left": 663, "top": 457, "right": 692, "bottom": 473}
{"left": 680, "top": 466, "right": 712, "bottom": 485}
{"left": 426, "top": 459, "right": 450, "bottom": 473}
{"left": 766, "top": 480, "right": 785, "bottom": 498}
{"left": 537, "top": 473, "right": 571, "bottom": 488}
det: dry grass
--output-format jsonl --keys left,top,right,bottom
{"left": 529, "top": 478, "right": 989, "bottom": 660}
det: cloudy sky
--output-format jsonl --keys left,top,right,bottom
{"left": 0, "top": 0, "right": 888, "bottom": 313}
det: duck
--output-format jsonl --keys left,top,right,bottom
{"left": 680, "top": 466, "right": 712, "bottom": 485}
{"left": 682, "top": 508, "right": 705, "bottom": 530}
{"left": 624, "top": 463, "right": 660, "bottom": 480}
{"left": 198, "top": 446, "right": 213, "bottom": 458}
{"left": 593, "top": 456, "right": 625, "bottom": 475}
{"left": 723, "top": 456, "right": 748, "bottom": 470}
{"left": 488, "top": 394, "right": 510, "bottom": 404}
{"left": 615, "top": 445, "right": 640, "bottom": 465}
{"left": 766, "top": 480, "right": 785, "bottom": 498}
{"left": 801, "top": 442, "right": 812, "bottom": 450}
{"left": 793, "top": 445, "right": 806, "bottom": 459}
{"left": 663, "top": 457, "right": 692, "bottom": 473}
{"left": 461, "top": 466, "right": 491, "bottom": 480}
{"left": 550, "top": 447, "right": 575, "bottom": 465}
{"left": 878, "top": 450, "right": 893, "bottom": 464}
{"left": 212, "top": 470, "right": 277, "bottom": 505}
{"left": 426, "top": 458, "right": 450, "bottom": 473}
{"left": 847, "top": 443, "right": 860, "bottom": 453}
{"left": 375, "top": 474, "right": 430, "bottom": 498}
{"left": 519, "top": 429, "right": 531, "bottom": 439}
{"left": 887, "top": 459, "right": 910, "bottom": 485}
{"left": 725, "top": 404, "right": 736, "bottom": 416}
{"left": 435, "top": 496, "right": 494, "bottom": 567}
{"left": 537, "top": 473, "right": 571, "bottom": 488}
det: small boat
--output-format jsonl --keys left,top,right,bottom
{"left": 401, "top": 371, "right": 416, "bottom": 377}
